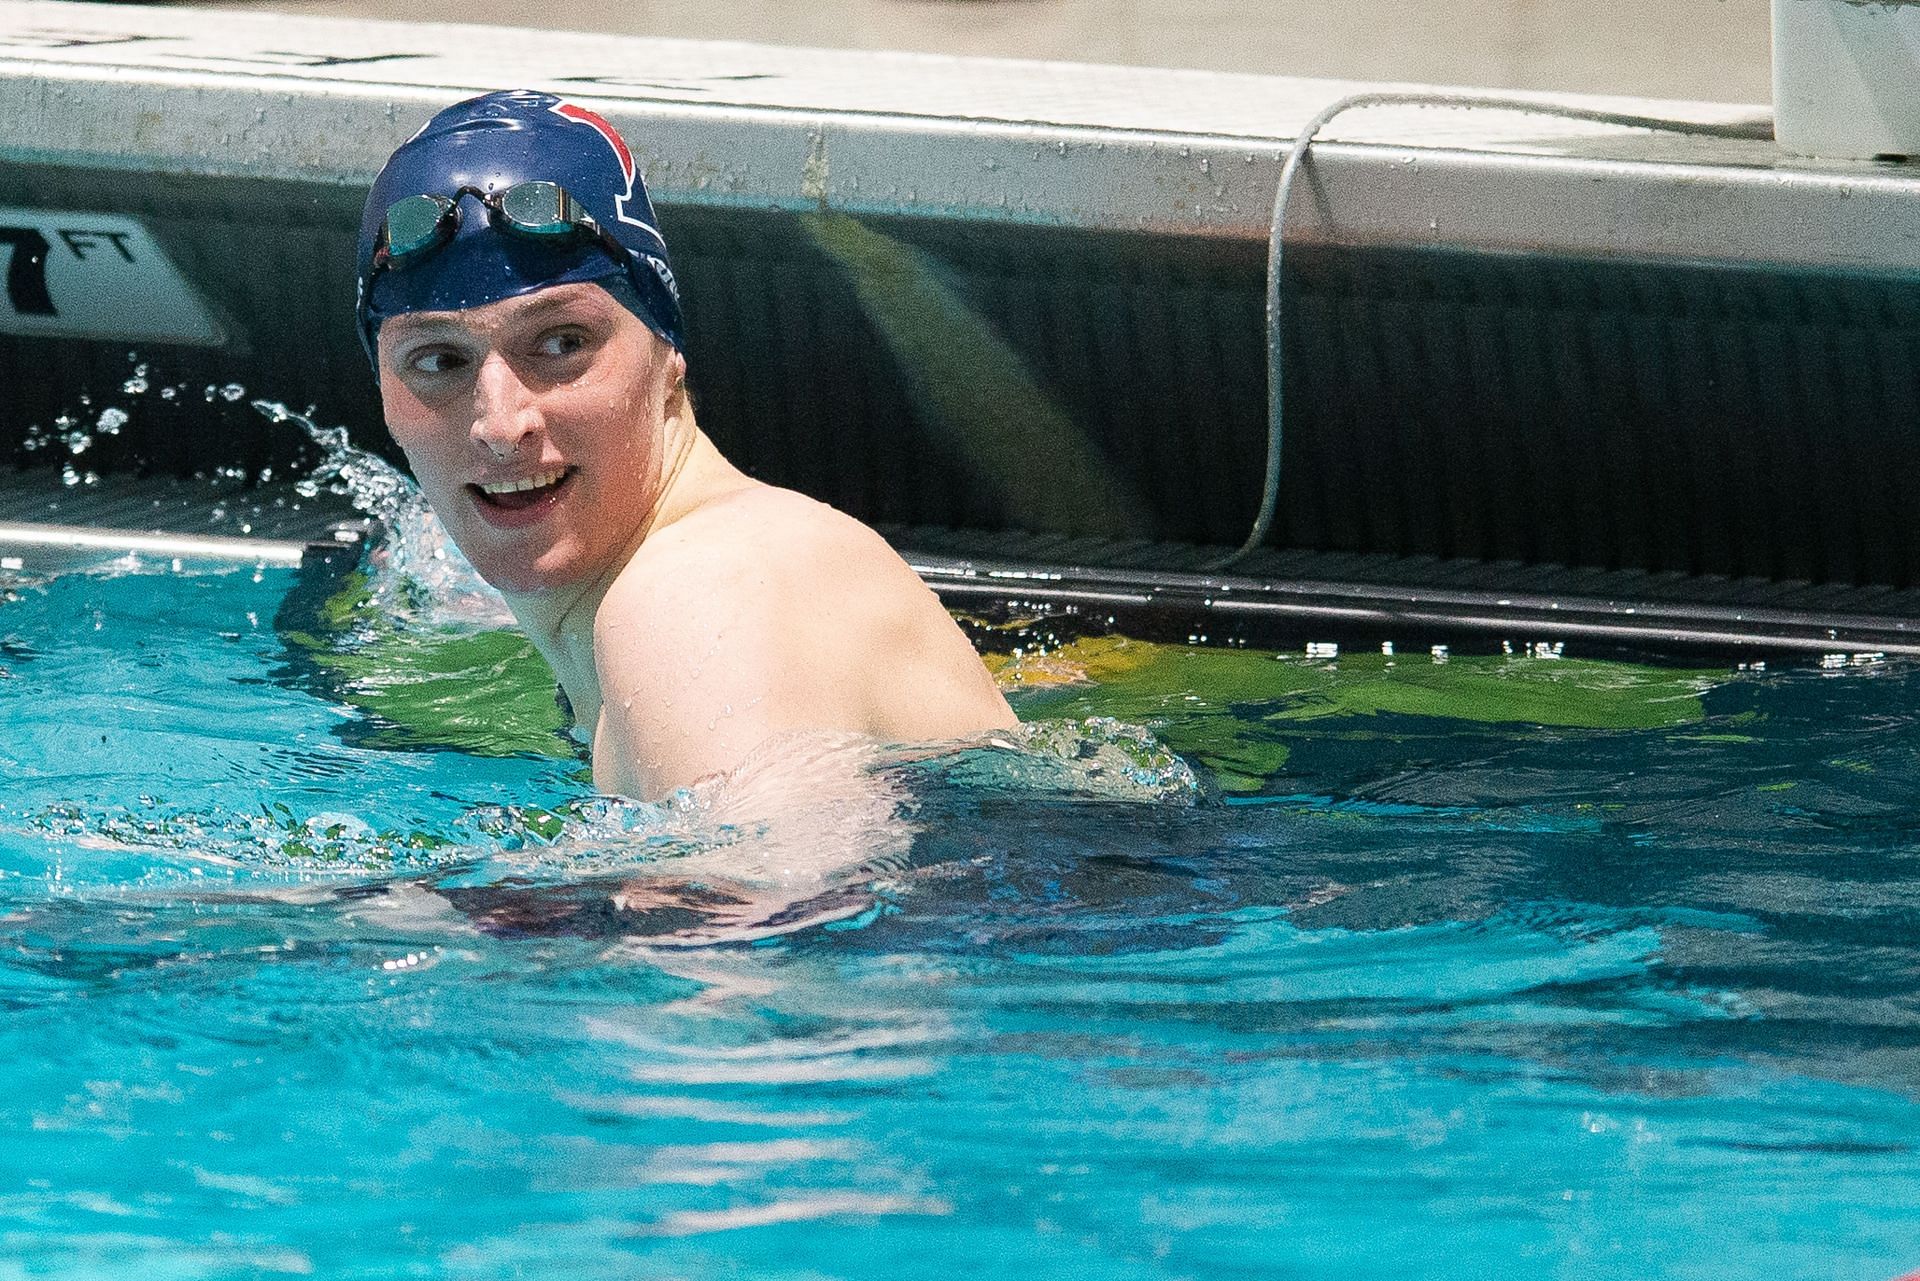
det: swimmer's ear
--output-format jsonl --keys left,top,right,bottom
{"left": 665, "top": 349, "right": 691, "bottom": 407}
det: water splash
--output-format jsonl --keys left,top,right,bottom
{"left": 252, "top": 399, "right": 512, "bottom": 628}
{"left": 5, "top": 732, "right": 921, "bottom": 947}
{"left": 16, "top": 368, "right": 493, "bottom": 621}
{"left": 903, "top": 718, "right": 1199, "bottom": 805}
{"left": 14, "top": 797, "right": 463, "bottom": 879}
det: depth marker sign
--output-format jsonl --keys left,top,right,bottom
{"left": 0, "top": 209, "right": 224, "bottom": 346}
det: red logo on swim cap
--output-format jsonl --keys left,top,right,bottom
{"left": 551, "top": 101, "right": 650, "bottom": 232}
{"left": 553, "top": 102, "right": 634, "bottom": 184}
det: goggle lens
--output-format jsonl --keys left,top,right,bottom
{"left": 382, "top": 193, "right": 456, "bottom": 262}
{"left": 496, "top": 181, "right": 577, "bottom": 237}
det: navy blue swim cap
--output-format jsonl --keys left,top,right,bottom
{"left": 356, "top": 89, "right": 684, "bottom": 366}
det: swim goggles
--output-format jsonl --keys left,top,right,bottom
{"left": 369, "top": 180, "right": 634, "bottom": 274}
{"left": 356, "top": 178, "right": 684, "bottom": 363}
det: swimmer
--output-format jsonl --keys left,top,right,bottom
{"left": 357, "top": 90, "right": 1016, "bottom": 801}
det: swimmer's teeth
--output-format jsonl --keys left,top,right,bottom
{"left": 479, "top": 469, "right": 565, "bottom": 495}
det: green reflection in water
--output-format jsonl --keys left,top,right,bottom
{"left": 997, "top": 636, "right": 1723, "bottom": 791}
{"left": 280, "top": 571, "right": 570, "bottom": 758}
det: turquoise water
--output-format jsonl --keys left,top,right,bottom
{"left": 4, "top": 554, "right": 1920, "bottom": 1279}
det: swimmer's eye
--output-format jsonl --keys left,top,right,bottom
{"left": 404, "top": 348, "right": 469, "bottom": 376}
{"left": 534, "top": 327, "right": 591, "bottom": 360}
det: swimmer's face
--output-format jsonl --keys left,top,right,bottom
{"left": 376, "top": 283, "right": 685, "bottom": 595}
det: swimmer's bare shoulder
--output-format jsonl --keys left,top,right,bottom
{"left": 588, "top": 482, "right": 1015, "bottom": 798}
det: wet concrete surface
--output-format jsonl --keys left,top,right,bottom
{"left": 206, "top": 0, "right": 1774, "bottom": 104}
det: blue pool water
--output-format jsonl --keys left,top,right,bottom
{"left": 4, "top": 549, "right": 1920, "bottom": 1279}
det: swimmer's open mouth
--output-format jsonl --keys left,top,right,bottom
{"left": 470, "top": 466, "right": 575, "bottom": 512}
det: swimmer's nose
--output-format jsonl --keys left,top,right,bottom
{"left": 469, "top": 352, "right": 540, "bottom": 459}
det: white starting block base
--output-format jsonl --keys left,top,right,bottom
{"left": 1774, "top": 0, "right": 1920, "bottom": 159}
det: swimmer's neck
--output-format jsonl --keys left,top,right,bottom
{"left": 500, "top": 428, "right": 750, "bottom": 727}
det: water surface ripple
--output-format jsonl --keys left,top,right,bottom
{"left": 1, "top": 563, "right": 1918, "bottom": 1279}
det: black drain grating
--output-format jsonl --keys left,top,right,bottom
{"left": 0, "top": 466, "right": 362, "bottom": 546}
{"left": 887, "top": 524, "right": 1920, "bottom": 658}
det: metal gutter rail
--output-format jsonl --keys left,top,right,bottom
{"left": 912, "top": 554, "right": 1920, "bottom": 660}
{"left": 0, "top": 520, "right": 309, "bottom": 566}
{"left": 0, "top": 472, "right": 365, "bottom": 573}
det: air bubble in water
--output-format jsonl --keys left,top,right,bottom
{"left": 60, "top": 465, "right": 80, "bottom": 487}
{"left": 159, "top": 386, "right": 177, "bottom": 402}
{"left": 221, "top": 383, "right": 246, "bottom": 403}
{"left": 62, "top": 431, "right": 92, "bottom": 456}
{"left": 95, "top": 407, "right": 128, "bottom": 436}
{"left": 121, "top": 364, "right": 149, "bottom": 395}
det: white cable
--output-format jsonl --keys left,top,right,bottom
{"left": 1206, "top": 91, "right": 1773, "bottom": 572}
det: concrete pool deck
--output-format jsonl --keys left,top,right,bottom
{"left": 203, "top": 0, "right": 1775, "bottom": 105}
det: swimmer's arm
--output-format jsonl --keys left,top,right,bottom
{"left": 588, "top": 512, "right": 1014, "bottom": 799}
{"left": 588, "top": 578, "right": 796, "bottom": 800}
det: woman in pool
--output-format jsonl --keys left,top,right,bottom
{"left": 357, "top": 90, "right": 1015, "bottom": 802}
